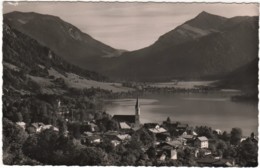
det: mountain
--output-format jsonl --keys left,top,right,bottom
{"left": 3, "top": 11, "right": 121, "bottom": 71}
{"left": 3, "top": 23, "right": 132, "bottom": 95}
{"left": 4, "top": 11, "right": 258, "bottom": 82}
{"left": 215, "top": 57, "right": 258, "bottom": 93}
{"left": 155, "top": 11, "right": 227, "bottom": 46}
{"left": 99, "top": 12, "right": 258, "bottom": 81}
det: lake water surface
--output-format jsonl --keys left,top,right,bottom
{"left": 104, "top": 92, "right": 258, "bottom": 136}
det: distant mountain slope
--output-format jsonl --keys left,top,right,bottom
{"left": 215, "top": 58, "right": 258, "bottom": 93}
{"left": 3, "top": 23, "right": 132, "bottom": 94}
{"left": 4, "top": 11, "right": 121, "bottom": 71}
{"left": 100, "top": 12, "right": 258, "bottom": 81}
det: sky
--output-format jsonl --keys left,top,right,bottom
{"left": 3, "top": 2, "right": 259, "bottom": 51}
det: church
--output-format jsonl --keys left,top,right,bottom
{"left": 112, "top": 97, "right": 141, "bottom": 129}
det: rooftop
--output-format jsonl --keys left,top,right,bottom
{"left": 112, "top": 115, "right": 135, "bottom": 123}
{"left": 197, "top": 136, "right": 208, "bottom": 141}
{"left": 119, "top": 122, "right": 131, "bottom": 129}
{"left": 149, "top": 127, "right": 167, "bottom": 134}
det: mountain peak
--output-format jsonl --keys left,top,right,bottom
{"left": 187, "top": 11, "right": 227, "bottom": 30}
{"left": 197, "top": 11, "right": 211, "bottom": 16}
{"left": 196, "top": 11, "right": 224, "bottom": 19}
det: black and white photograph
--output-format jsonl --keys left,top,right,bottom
{"left": 2, "top": 1, "right": 259, "bottom": 166}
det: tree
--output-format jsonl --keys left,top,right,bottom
{"left": 98, "top": 138, "right": 115, "bottom": 153}
{"left": 216, "top": 139, "right": 228, "bottom": 153}
{"left": 121, "top": 152, "right": 137, "bottom": 166}
{"left": 21, "top": 106, "right": 31, "bottom": 124}
{"left": 132, "top": 128, "right": 155, "bottom": 147}
{"left": 75, "top": 147, "right": 107, "bottom": 166}
{"left": 147, "top": 146, "right": 157, "bottom": 160}
{"left": 221, "top": 131, "right": 230, "bottom": 142}
{"left": 68, "top": 122, "right": 81, "bottom": 139}
{"left": 22, "top": 135, "right": 39, "bottom": 159}
{"left": 23, "top": 129, "right": 61, "bottom": 164}
{"left": 239, "top": 138, "right": 258, "bottom": 166}
{"left": 195, "top": 126, "right": 214, "bottom": 138}
{"left": 223, "top": 144, "right": 237, "bottom": 159}
{"left": 3, "top": 118, "right": 28, "bottom": 165}
{"left": 57, "top": 118, "right": 67, "bottom": 135}
{"left": 230, "top": 128, "right": 242, "bottom": 146}
{"left": 250, "top": 132, "right": 255, "bottom": 139}
{"left": 107, "top": 119, "right": 119, "bottom": 131}
{"left": 15, "top": 112, "right": 23, "bottom": 122}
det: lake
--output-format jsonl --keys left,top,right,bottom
{"left": 104, "top": 92, "right": 258, "bottom": 136}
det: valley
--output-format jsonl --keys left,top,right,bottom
{"left": 2, "top": 7, "right": 258, "bottom": 167}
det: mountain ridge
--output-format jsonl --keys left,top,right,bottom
{"left": 99, "top": 12, "right": 258, "bottom": 81}
{"left": 4, "top": 11, "right": 259, "bottom": 82}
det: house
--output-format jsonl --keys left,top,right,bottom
{"left": 31, "top": 122, "right": 45, "bottom": 133}
{"left": 119, "top": 122, "right": 131, "bottom": 130}
{"left": 81, "top": 122, "right": 99, "bottom": 132}
{"left": 111, "top": 140, "right": 121, "bottom": 147}
{"left": 197, "top": 157, "right": 218, "bottom": 166}
{"left": 199, "top": 148, "right": 212, "bottom": 156}
{"left": 64, "top": 130, "right": 69, "bottom": 137}
{"left": 41, "top": 125, "right": 59, "bottom": 132}
{"left": 81, "top": 135, "right": 102, "bottom": 145}
{"left": 176, "top": 137, "right": 187, "bottom": 145}
{"left": 82, "top": 131, "right": 93, "bottom": 137}
{"left": 117, "top": 134, "right": 131, "bottom": 141}
{"left": 180, "top": 134, "right": 196, "bottom": 146}
{"left": 112, "top": 97, "right": 140, "bottom": 128}
{"left": 26, "top": 126, "right": 36, "bottom": 134}
{"left": 156, "top": 132, "right": 171, "bottom": 142}
{"left": 194, "top": 136, "right": 208, "bottom": 148}
{"left": 159, "top": 140, "right": 182, "bottom": 150}
{"left": 148, "top": 127, "right": 167, "bottom": 134}
{"left": 162, "top": 121, "right": 178, "bottom": 133}
{"left": 181, "top": 134, "right": 195, "bottom": 140}
{"left": 176, "top": 123, "right": 189, "bottom": 133}
{"left": 212, "top": 159, "right": 235, "bottom": 167}
{"left": 31, "top": 123, "right": 59, "bottom": 133}
{"left": 104, "top": 131, "right": 131, "bottom": 145}
{"left": 197, "top": 158, "right": 235, "bottom": 167}
{"left": 165, "top": 140, "right": 182, "bottom": 149}
{"left": 144, "top": 123, "right": 160, "bottom": 129}
{"left": 157, "top": 143, "right": 179, "bottom": 160}
{"left": 158, "top": 152, "right": 167, "bottom": 161}
{"left": 249, "top": 132, "right": 258, "bottom": 144}
{"left": 213, "top": 129, "right": 222, "bottom": 135}
{"left": 16, "top": 122, "right": 26, "bottom": 130}
{"left": 170, "top": 149, "right": 178, "bottom": 160}
{"left": 182, "top": 130, "right": 197, "bottom": 136}
{"left": 195, "top": 149, "right": 199, "bottom": 158}
{"left": 104, "top": 131, "right": 119, "bottom": 136}
{"left": 162, "top": 121, "right": 178, "bottom": 128}
{"left": 240, "top": 136, "right": 247, "bottom": 142}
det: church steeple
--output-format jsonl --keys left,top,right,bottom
{"left": 135, "top": 97, "right": 140, "bottom": 128}
{"left": 135, "top": 97, "right": 140, "bottom": 115}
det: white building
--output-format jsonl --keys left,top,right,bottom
{"left": 194, "top": 136, "right": 208, "bottom": 148}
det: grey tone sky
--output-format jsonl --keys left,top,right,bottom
{"left": 3, "top": 2, "right": 259, "bottom": 51}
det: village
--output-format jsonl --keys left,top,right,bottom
{"left": 13, "top": 97, "right": 258, "bottom": 166}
